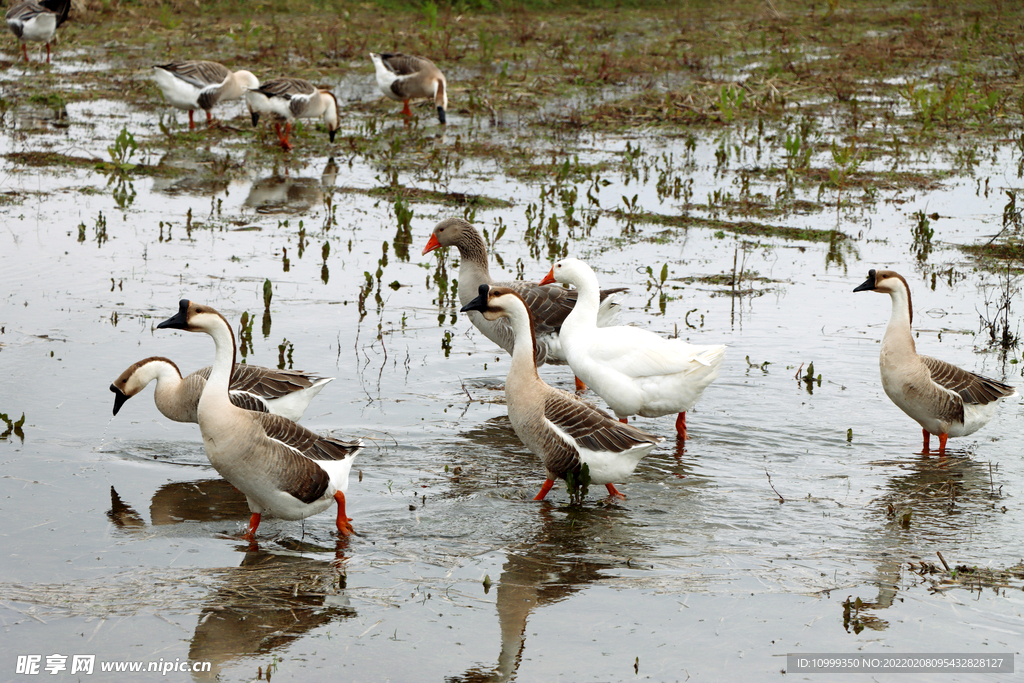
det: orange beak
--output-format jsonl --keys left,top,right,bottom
{"left": 539, "top": 267, "right": 556, "bottom": 286}
{"left": 422, "top": 233, "right": 441, "bottom": 256}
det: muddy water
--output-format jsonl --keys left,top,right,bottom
{"left": 1, "top": 68, "right": 1022, "bottom": 683}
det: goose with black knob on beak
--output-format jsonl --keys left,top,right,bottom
{"left": 245, "top": 78, "right": 340, "bottom": 151}
{"left": 853, "top": 268, "right": 1017, "bottom": 455}
{"left": 110, "top": 357, "right": 333, "bottom": 423}
{"left": 157, "top": 300, "right": 361, "bottom": 539}
{"left": 152, "top": 61, "right": 260, "bottom": 130}
{"left": 461, "top": 285, "right": 663, "bottom": 501}
{"left": 370, "top": 52, "right": 447, "bottom": 124}
{"left": 540, "top": 258, "right": 725, "bottom": 440}
{"left": 423, "top": 218, "right": 627, "bottom": 389}
{"left": 5, "top": 0, "right": 70, "bottom": 64}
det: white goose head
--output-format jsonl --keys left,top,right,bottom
{"left": 540, "top": 257, "right": 594, "bottom": 288}
{"left": 109, "top": 357, "right": 180, "bottom": 415}
{"left": 156, "top": 299, "right": 232, "bottom": 336}
{"left": 853, "top": 268, "right": 914, "bottom": 324}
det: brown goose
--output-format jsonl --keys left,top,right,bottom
{"left": 157, "top": 300, "right": 362, "bottom": 539}
{"left": 5, "top": 0, "right": 69, "bottom": 64}
{"left": 110, "top": 357, "right": 333, "bottom": 423}
{"left": 854, "top": 269, "right": 1017, "bottom": 455}
{"left": 152, "top": 61, "right": 259, "bottom": 130}
{"left": 245, "top": 78, "right": 340, "bottom": 151}
{"left": 369, "top": 52, "right": 447, "bottom": 124}
{"left": 423, "top": 218, "right": 627, "bottom": 384}
{"left": 461, "top": 285, "right": 663, "bottom": 501}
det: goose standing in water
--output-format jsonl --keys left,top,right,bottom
{"left": 110, "top": 357, "right": 333, "bottom": 423}
{"left": 5, "top": 0, "right": 70, "bottom": 64}
{"left": 423, "top": 218, "right": 627, "bottom": 388}
{"left": 369, "top": 52, "right": 447, "bottom": 124}
{"left": 157, "top": 300, "right": 362, "bottom": 539}
{"left": 152, "top": 61, "right": 260, "bottom": 130}
{"left": 541, "top": 258, "right": 725, "bottom": 440}
{"left": 854, "top": 269, "right": 1017, "bottom": 455}
{"left": 246, "top": 78, "right": 340, "bottom": 151}
{"left": 461, "top": 285, "right": 663, "bottom": 501}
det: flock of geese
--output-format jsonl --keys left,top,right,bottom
{"left": 18, "top": 0, "right": 1012, "bottom": 539}
{"left": 108, "top": 216, "right": 1018, "bottom": 541}
{"left": 5, "top": 0, "right": 447, "bottom": 149}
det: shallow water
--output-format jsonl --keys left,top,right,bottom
{"left": 1, "top": 48, "right": 1022, "bottom": 683}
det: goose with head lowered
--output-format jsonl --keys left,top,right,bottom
{"left": 423, "top": 218, "right": 627, "bottom": 388}
{"left": 369, "top": 52, "right": 447, "bottom": 124}
{"left": 854, "top": 269, "right": 1017, "bottom": 455}
{"left": 541, "top": 258, "right": 726, "bottom": 440}
{"left": 461, "top": 285, "right": 664, "bottom": 501}
{"left": 152, "top": 61, "right": 260, "bottom": 130}
{"left": 157, "top": 300, "right": 362, "bottom": 539}
{"left": 245, "top": 78, "right": 340, "bottom": 151}
{"left": 110, "top": 357, "right": 333, "bottom": 423}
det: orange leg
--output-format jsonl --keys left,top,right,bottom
{"left": 188, "top": 109, "right": 195, "bottom": 130}
{"left": 244, "top": 512, "right": 261, "bottom": 540}
{"left": 605, "top": 483, "right": 625, "bottom": 499}
{"left": 619, "top": 417, "right": 628, "bottom": 424}
{"left": 280, "top": 122, "right": 294, "bottom": 151}
{"left": 205, "top": 110, "right": 213, "bottom": 125}
{"left": 334, "top": 491, "right": 354, "bottom": 536}
{"left": 921, "top": 429, "right": 931, "bottom": 455}
{"left": 574, "top": 376, "right": 587, "bottom": 392}
{"left": 45, "top": 42, "right": 51, "bottom": 64}
{"left": 533, "top": 478, "right": 555, "bottom": 501}
{"left": 675, "top": 412, "right": 688, "bottom": 440}
{"left": 401, "top": 99, "right": 413, "bottom": 117}
{"left": 937, "top": 433, "right": 948, "bottom": 457}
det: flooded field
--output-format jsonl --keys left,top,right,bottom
{"left": 1, "top": 2, "right": 1022, "bottom": 681}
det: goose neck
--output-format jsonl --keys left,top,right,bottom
{"left": 882, "top": 284, "right": 916, "bottom": 356}
{"left": 204, "top": 316, "right": 237, "bottom": 398}
{"left": 506, "top": 303, "right": 540, "bottom": 384}
{"left": 455, "top": 230, "right": 491, "bottom": 284}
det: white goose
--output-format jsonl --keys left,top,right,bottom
{"left": 423, "top": 218, "right": 627, "bottom": 387}
{"left": 854, "top": 268, "right": 1017, "bottom": 455}
{"left": 245, "top": 78, "right": 340, "bottom": 151}
{"left": 110, "top": 356, "right": 333, "bottom": 423}
{"left": 461, "top": 285, "right": 663, "bottom": 500}
{"left": 541, "top": 258, "right": 726, "bottom": 439}
{"left": 369, "top": 52, "right": 447, "bottom": 124}
{"left": 157, "top": 300, "right": 362, "bottom": 539}
{"left": 5, "top": 0, "right": 70, "bottom": 64}
{"left": 152, "top": 61, "right": 260, "bottom": 130}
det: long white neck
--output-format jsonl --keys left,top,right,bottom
{"left": 202, "top": 317, "right": 237, "bottom": 409}
{"left": 142, "top": 360, "right": 191, "bottom": 422}
{"left": 881, "top": 284, "right": 916, "bottom": 358}
{"left": 505, "top": 302, "right": 540, "bottom": 388}
{"left": 560, "top": 269, "right": 601, "bottom": 334}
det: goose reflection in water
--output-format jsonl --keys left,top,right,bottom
{"left": 244, "top": 157, "right": 339, "bottom": 215}
{"left": 106, "top": 481, "right": 354, "bottom": 681}
{"left": 447, "top": 505, "right": 653, "bottom": 683}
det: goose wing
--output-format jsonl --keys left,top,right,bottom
{"left": 921, "top": 356, "right": 1016, "bottom": 406}
{"left": 252, "top": 412, "right": 362, "bottom": 504}
{"left": 156, "top": 61, "right": 231, "bottom": 89}
{"left": 255, "top": 78, "right": 316, "bottom": 100}
{"left": 540, "top": 390, "right": 661, "bottom": 476}
{"left": 379, "top": 53, "right": 428, "bottom": 76}
{"left": 590, "top": 329, "right": 723, "bottom": 378}
{"left": 498, "top": 281, "right": 629, "bottom": 337}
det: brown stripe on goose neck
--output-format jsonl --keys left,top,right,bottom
{"left": 131, "top": 356, "right": 182, "bottom": 378}
{"left": 888, "top": 271, "right": 913, "bottom": 327}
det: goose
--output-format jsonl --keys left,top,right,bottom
{"left": 541, "top": 258, "right": 726, "bottom": 440}
{"left": 853, "top": 268, "right": 1017, "bottom": 455}
{"left": 109, "top": 356, "right": 333, "bottom": 423}
{"left": 461, "top": 285, "right": 663, "bottom": 500}
{"left": 423, "top": 218, "right": 627, "bottom": 387}
{"left": 369, "top": 52, "right": 447, "bottom": 124}
{"left": 152, "top": 61, "right": 260, "bottom": 130}
{"left": 5, "top": 0, "right": 70, "bottom": 64}
{"left": 157, "top": 300, "right": 362, "bottom": 539}
{"left": 245, "top": 78, "right": 340, "bottom": 151}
